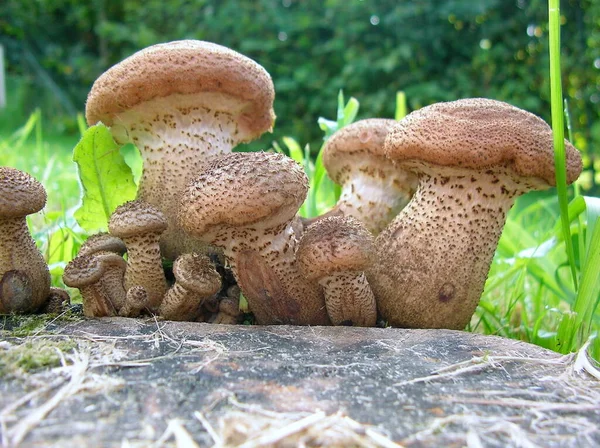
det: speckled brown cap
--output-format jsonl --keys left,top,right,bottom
{"left": 0, "top": 167, "right": 47, "bottom": 218}
{"left": 298, "top": 216, "right": 375, "bottom": 281}
{"left": 323, "top": 119, "right": 397, "bottom": 183}
{"left": 109, "top": 200, "right": 168, "bottom": 238}
{"left": 384, "top": 98, "right": 582, "bottom": 185}
{"left": 78, "top": 233, "right": 127, "bottom": 257}
{"left": 86, "top": 40, "right": 275, "bottom": 141}
{"left": 172, "top": 253, "right": 221, "bottom": 295}
{"left": 179, "top": 152, "right": 308, "bottom": 238}
{"left": 63, "top": 251, "right": 127, "bottom": 288}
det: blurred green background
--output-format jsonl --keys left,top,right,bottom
{"left": 0, "top": 0, "right": 599, "bottom": 194}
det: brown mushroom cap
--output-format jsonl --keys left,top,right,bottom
{"left": 0, "top": 167, "right": 47, "bottom": 218}
{"left": 85, "top": 40, "right": 275, "bottom": 141}
{"left": 108, "top": 200, "right": 168, "bottom": 238}
{"left": 323, "top": 119, "right": 397, "bottom": 184}
{"left": 297, "top": 216, "right": 375, "bottom": 281}
{"left": 78, "top": 233, "right": 127, "bottom": 257}
{"left": 179, "top": 152, "right": 308, "bottom": 239}
{"left": 172, "top": 253, "right": 221, "bottom": 296}
{"left": 63, "top": 251, "right": 127, "bottom": 288}
{"left": 384, "top": 98, "right": 582, "bottom": 185}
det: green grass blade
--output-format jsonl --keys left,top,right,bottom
{"left": 548, "top": 0, "right": 578, "bottom": 289}
{"left": 395, "top": 91, "right": 407, "bottom": 120}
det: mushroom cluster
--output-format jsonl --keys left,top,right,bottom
{"left": 4, "top": 40, "right": 583, "bottom": 332}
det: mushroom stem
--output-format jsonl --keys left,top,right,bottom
{"left": 371, "top": 165, "right": 531, "bottom": 330}
{"left": 121, "top": 232, "right": 166, "bottom": 310}
{"left": 227, "top": 221, "right": 328, "bottom": 326}
{"left": 0, "top": 217, "right": 49, "bottom": 313}
{"left": 318, "top": 272, "right": 376, "bottom": 327}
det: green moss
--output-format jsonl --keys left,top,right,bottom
{"left": 1, "top": 308, "right": 83, "bottom": 338}
{"left": 0, "top": 339, "right": 77, "bottom": 377}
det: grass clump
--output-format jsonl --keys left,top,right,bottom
{"left": 0, "top": 338, "right": 77, "bottom": 377}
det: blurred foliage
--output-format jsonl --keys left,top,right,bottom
{"left": 0, "top": 0, "right": 599, "bottom": 193}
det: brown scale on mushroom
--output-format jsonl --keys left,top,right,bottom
{"left": 304, "top": 119, "right": 417, "bottom": 235}
{"left": 370, "top": 98, "right": 582, "bottom": 330}
{"left": 0, "top": 167, "right": 51, "bottom": 314}
{"left": 179, "top": 152, "right": 330, "bottom": 326}
{"left": 108, "top": 200, "right": 168, "bottom": 311}
{"left": 297, "top": 216, "right": 377, "bottom": 327}
{"left": 86, "top": 40, "right": 276, "bottom": 260}
{"left": 159, "top": 253, "right": 221, "bottom": 321}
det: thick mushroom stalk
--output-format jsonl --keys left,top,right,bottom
{"left": 119, "top": 286, "right": 149, "bottom": 318}
{"left": 0, "top": 167, "right": 50, "bottom": 313}
{"left": 109, "top": 200, "right": 168, "bottom": 311}
{"left": 371, "top": 98, "right": 583, "bottom": 329}
{"left": 298, "top": 216, "right": 377, "bottom": 327}
{"left": 63, "top": 251, "right": 128, "bottom": 317}
{"left": 86, "top": 40, "right": 275, "bottom": 260}
{"left": 179, "top": 152, "right": 330, "bottom": 326}
{"left": 305, "top": 119, "right": 416, "bottom": 235}
{"left": 159, "top": 253, "right": 221, "bottom": 321}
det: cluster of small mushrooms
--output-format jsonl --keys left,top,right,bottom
{"left": 0, "top": 40, "right": 583, "bottom": 329}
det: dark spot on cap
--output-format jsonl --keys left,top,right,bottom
{"left": 438, "top": 282, "right": 456, "bottom": 303}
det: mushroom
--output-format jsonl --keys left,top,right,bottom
{"left": 63, "top": 251, "right": 128, "bottom": 317}
{"left": 38, "top": 287, "right": 71, "bottom": 314}
{"left": 119, "top": 285, "right": 149, "bottom": 318}
{"left": 304, "top": 119, "right": 417, "bottom": 235}
{"left": 210, "top": 296, "right": 242, "bottom": 325}
{"left": 297, "top": 216, "right": 377, "bottom": 327}
{"left": 159, "top": 253, "right": 221, "bottom": 321}
{"left": 85, "top": 40, "right": 276, "bottom": 260}
{"left": 178, "top": 151, "right": 330, "bottom": 325}
{"left": 108, "top": 200, "right": 168, "bottom": 311}
{"left": 0, "top": 167, "right": 50, "bottom": 314}
{"left": 76, "top": 232, "right": 128, "bottom": 310}
{"left": 371, "top": 98, "right": 583, "bottom": 329}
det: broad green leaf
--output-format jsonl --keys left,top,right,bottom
{"left": 73, "top": 124, "right": 137, "bottom": 233}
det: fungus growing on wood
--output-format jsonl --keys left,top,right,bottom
{"left": 178, "top": 152, "right": 330, "bottom": 325}
{"left": 298, "top": 216, "right": 377, "bottom": 327}
{"left": 119, "top": 285, "right": 149, "bottom": 318}
{"left": 159, "top": 253, "right": 221, "bottom": 321}
{"left": 371, "top": 98, "right": 583, "bottom": 329}
{"left": 86, "top": 40, "right": 275, "bottom": 260}
{"left": 0, "top": 167, "right": 50, "bottom": 314}
{"left": 305, "top": 119, "right": 417, "bottom": 234}
{"left": 108, "top": 200, "right": 168, "bottom": 311}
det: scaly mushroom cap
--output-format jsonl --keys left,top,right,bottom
{"left": 179, "top": 152, "right": 308, "bottom": 241}
{"left": 384, "top": 98, "right": 582, "bottom": 185}
{"left": 108, "top": 200, "right": 168, "bottom": 238}
{"left": 63, "top": 251, "right": 127, "bottom": 288}
{"left": 172, "top": 253, "right": 221, "bottom": 296}
{"left": 0, "top": 166, "right": 47, "bottom": 218}
{"left": 297, "top": 216, "right": 375, "bottom": 281}
{"left": 78, "top": 233, "right": 127, "bottom": 257}
{"left": 85, "top": 40, "right": 275, "bottom": 141}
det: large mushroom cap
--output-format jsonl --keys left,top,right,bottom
{"left": 297, "top": 216, "right": 375, "bottom": 281}
{"left": 323, "top": 118, "right": 397, "bottom": 183}
{"left": 0, "top": 167, "right": 47, "bottom": 218}
{"left": 385, "top": 98, "right": 582, "bottom": 185}
{"left": 109, "top": 200, "right": 168, "bottom": 238}
{"left": 85, "top": 40, "right": 275, "bottom": 141}
{"left": 78, "top": 233, "right": 127, "bottom": 257}
{"left": 172, "top": 253, "right": 221, "bottom": 295}
{"left": 179, "top": 152, "right": 308, "bottom": 238}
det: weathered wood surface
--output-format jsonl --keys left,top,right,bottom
{"left": 1, "top": 317, "right": 599, "bottom": 447}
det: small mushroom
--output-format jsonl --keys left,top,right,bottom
{"left": 0, "top": 167, "right": 50, "bottom": 314}
{"left": 119, "top": 286, "right": 149, "bottom": 318}
{"left": 371, "top": 98, "right": 583, "bottom": 329}
{"left": 159, "top": 253, "right": 221, "bottom": 321}
{"left": 108, "top": 200, "right": 168, "bottom": 311}
{"left": 210, "top": 297, "right": 241, "bottom": 325}
{"left": 38, "top": 287, "right": 71, "bottom": 314}
{"left": 179, "top": 152, "right": 330, "bottom": 325}
{"left": 297, "top": 216, "right": 377, "bottom": 327}
{"left": 86, "top": 40, "right": 276, "bottom": 260}
{"left": 77, "top": 233, "right": 128, "bottom": 310}
{"left": 304, "top": 119, "right": 417, "bottom": 235}
{"left": 63, "top": 251, "right": 127, "bottom": 317}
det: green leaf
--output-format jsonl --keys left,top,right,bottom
{"left": 73, "top": 124, "right": 137, "bottom": 233}
{"left": 395, "top": 91, "right": 407, "bottom": 120}
{"left": 282, "top": 136, "right": 304, "bottom": 165}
